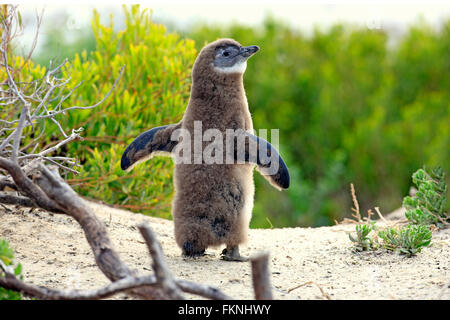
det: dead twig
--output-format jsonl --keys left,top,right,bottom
{"left": 138, "top": 223, "right": 184, "bottom": 299}
{"left": 0, "top": 256, "right": 231, "bottom": 300}
{"left": 350, "top": 183, "right": 362, "bottom": 222}
{"left": 374, "top": 206, "right": 388, "bottom": 224}
{"left": 287, "top": 281, "right": 331, "bottom": 300}
{"left": 250, "top": 252, "right": 273, "bottom": 300}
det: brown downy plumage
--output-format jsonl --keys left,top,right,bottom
{"left": 121, "top": 38, "right": 290, "bottom": 261}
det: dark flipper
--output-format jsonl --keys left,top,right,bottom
{"left": 235, "top": 131, "right": 290, "bottom": 190}
{"left": 121, "top": 122, "right": 181, "bottom": 171}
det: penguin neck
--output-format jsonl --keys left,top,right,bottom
{"left": 191, "top": 73, "right": 245, "bottom": 103}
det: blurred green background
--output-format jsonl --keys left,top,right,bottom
{"left": 14, "top": 5, "right": 450, "bottom": 228}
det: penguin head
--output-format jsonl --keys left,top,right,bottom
{"left": 192, "top": 38, "right": 259, "bottom": 81}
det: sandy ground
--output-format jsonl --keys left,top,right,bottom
{"left": 1, "top": 200, "right": 449, "bottom": 300}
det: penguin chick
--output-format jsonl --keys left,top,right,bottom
{"left": 121, "top": 38, "right": 290, "bottom": 262}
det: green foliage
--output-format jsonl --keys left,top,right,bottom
{"left": 0, "top": 239, "right": 23, "bottom": 300}
{"left": 349, "top": 222, "right": 377, "bottom": 252}
{"left": 378, "top": 225, "right": 432, "bottom": 257}
{"left": 403, "top": 167, "right": 448, "bottom": 227}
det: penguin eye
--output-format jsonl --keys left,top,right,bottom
{"left": 223, "top": 51, "right": 230, "bottom": 57}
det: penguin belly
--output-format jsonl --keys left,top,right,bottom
{"left": 172, "top": 163, "right": 254, "bottom": 254}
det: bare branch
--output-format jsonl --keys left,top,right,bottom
{"left": 250, "top": 252, "right": 273, "bottom": 300}
{"left": 350, "top": 183, "right": 362, "bottom": 222}
{"left": 33, "top": 65, "right": 125, "bottom": 120}
{"left": 287, "top": 281, "right": 331, "bottom": 300}
{"left": 176, "top": 280, "right": 233, "bottom": 300}
{"left": 374, "top": 207, "right": 388, "bottom": 223}
{"left": 42, "top": 157, "right": 79, "bottom": 175}
{"left": 18, "top": 128, "right": 83, "bottom": 160}
{"left": 0, "top": 269, "right": 160, "bottom": 300}
{"left": 0, "top": 256, "right": 232, "bottom": 300}
{"left": 138, "top": 223, "right": 184, "bottom": 300}
{"left": 0, "top": 157, "right": 62, "bottom": 213}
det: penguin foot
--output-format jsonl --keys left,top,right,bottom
{"left": 221, "top": 245, "right": 249, "bottom": 262}
{"left": 182, "top": 241, "right": 205, "bottom": 258}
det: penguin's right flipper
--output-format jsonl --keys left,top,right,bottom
{"left": 121, "top": 122, "right": 182, "bottom": 171}
{"left": 238, "top": 132, "right": 290, "bottom": 190}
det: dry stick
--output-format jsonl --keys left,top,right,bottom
{"left": 0, "top": 255, "right": 158, "bottom": 300}
{"left": 0, "top": 157, "right": 63, "bottom": 213}
{"left": 18, "top": 128, "right": 83, "bottom": 160}
{"left": 138, "top": 223, "right": 185, "bottom": 300}
{"left": 250, "top": 252, "right": 273, "bottom": 300}
{"left": 350, "top": 183, "right": 362, "bottom": 222}
{"left": 374, "top": 207, "right": 389, "bottom": 224}
{"left": 176, "top": 280, "right": 232, "bottom": 300}
{"left": 287, "top": 281, "right": 331, "bottom": 300}
{"left": 0, "top": 275, "right": 158, "bottom": 300}
{"left": 41, "top": 157, "right": 79, "bottom": 175}
{"left": 34, "top": 65, "right": 125, "bottom": 120}
{"left": 0, "top": 256, "right": 232, "bottom": 300}
{"left": 374, "top": 206, "right": 413, "bottom": 227}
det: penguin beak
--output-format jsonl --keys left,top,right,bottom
{"left": 239, "top": 45, "right": 259, "bottom": 58}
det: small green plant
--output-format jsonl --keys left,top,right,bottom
{"left": 349, "top": 222, "right": 377, "bottom": 251}
{"left": 0, "top": 239, "right": 23, "bottom": 300}
{"left": 378, "top": 225, "right": 432, "bottom": 257}
{"left": 403, "top": 167, "right": 448, "bottom": 227}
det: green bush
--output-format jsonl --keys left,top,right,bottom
{"left": 348, "top": 222, "right": 377, "bottom": 252}
{"left": 0, "top": 239, "right": 23, "bottom": 300}
{"left": 403, "top": 167, "right": 448, "bottom": 227}
{"left": 378, "top": 225, "right": 432, "bottom": 257}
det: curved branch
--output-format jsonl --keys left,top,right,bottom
{"left": 0, "top": 157, "right": 62, "bottom": 213}
{"left": 138, "top": 224, "right": 184, "bottom": 299}
{"left": 0, "top": 258, "right": 232, "bottom": 300}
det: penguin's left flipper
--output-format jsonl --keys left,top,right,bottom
{"left": 238, "top": 132, "right": 290, "bottom": 190}
{"left": 121, "top": 122, "right": 182, "bottom": 171}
